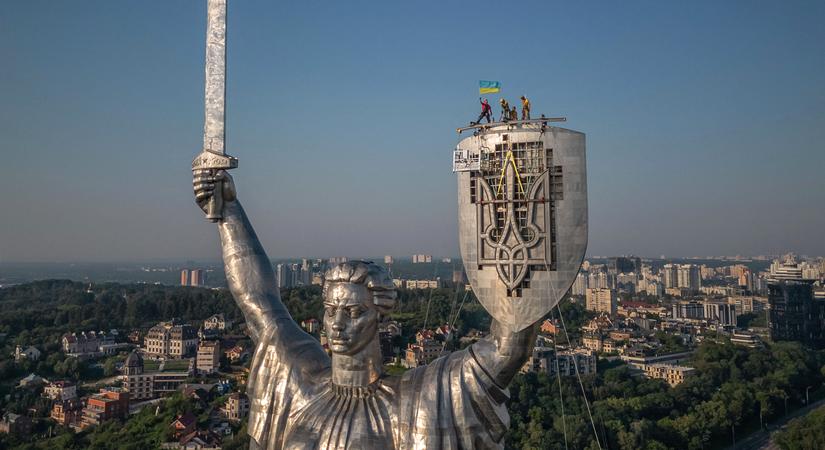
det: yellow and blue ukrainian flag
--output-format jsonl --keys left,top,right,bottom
{"left": 479, "top": 80, "right": 501, "bottom": 94}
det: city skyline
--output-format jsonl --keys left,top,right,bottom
{"left": 2, "top": 1, "right": 825, "bottom": 262}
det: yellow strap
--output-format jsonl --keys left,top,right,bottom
{"left": 495, "top": 150, "right": 526, "bottom": 197}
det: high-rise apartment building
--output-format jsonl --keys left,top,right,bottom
{"left": 610, "top": 256, "right": 641, "bottom": 275}
{"left": 677, "top": 264, "right": 701, "bottom": 292}
{"left": 180, "top": 269, "right": 190, "bottom": 286}
{"left": 572, "top": 271, "right": 589, "bottom": 296}
{"left": 588, "top": 271, "right": 613, "bottom": 289}
{"left": 301, "top": 259, "right": 312, "bottom": 285}
{"left": 276, "top": 263, "right": 290, "bottom": 288}
{"left": 412, "top": 254, "right": 433, "bottom": 264}
{"left": 662, "top": 264, "right": 678, "bottom": 289}
{"left": 190, "top": 269, "right": 206, "bottom": 287}
{"left": 768, "top": 262, "right": 824, "bottom": 348}
{"left": 585, "top": 288, "right": 617, "bottom": 316}
{"left": 662, "top": 264, "right": 701, "bottom": 293}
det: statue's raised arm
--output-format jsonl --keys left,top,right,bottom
{"left": 192, "top": 169, "right": 288, "bottom": 342}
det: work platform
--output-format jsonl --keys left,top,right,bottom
{"left": 456, "top": 117, "right": 567, "bottom": 134}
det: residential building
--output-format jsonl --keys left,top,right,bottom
{"left": 44, "top": 380, "right": 77, "bottom": 401}
{"left": 17, "top": 373, "right": 46, "bottom": 389}
{"left": 225, "top": 345, "right": 248, "bottom": 363}
{"left": 662, "top": 264, "right": 678, "bottom": 289}
{"left": 602, "top": 338, "right": 621, "bottom": 354}
{"left": 521, "top": 346, "right": 555, "bottom": 374}
{"left": 556, "top": 348, "right": 597, "bottom": 376}
{"left": 403, "top": 279, "right": 440, "bottom": 289}
{"left": 728, "top": 296, "right": 767, "bottom": 315}
{"left": 521, "top": 344, "right": 597, "bottom": 377}
{"left": 768, "top": 277, "right": 824, "bottom": 348}
{"left": 586, "top": 288, "right": 617, "bottom": 316}
{"left": 14, "top": 345, "right": 40, "bottom": 362}
{"left": 540, "top": 319, "right": 558, "bottom": 335}
{"left": 582, "top": 333, "right": 603, "bottom": 352}
{"left": 638, "top": 279, "right": 663, "bottom": 297}
{"left": 412, "top": 254, "right": 433, "bottom": 263}
{"left": 80, "top": 387, "right": 129, "bottom": 429}
{"left": 703, "top": 301, "right": 737, "bottom": 326}
{"left": 0, "top": 412, "right": 32, "bottom": 435}
{"left": 61, "top": 331, "right": 117, "bottom": 356}
{"left": 301, "top": 259, "right": 312, "bottom": 285}
{"left": 672, "top": 301, "right": 704, "bottom": 320}
{"left": 190, "top": 269, "right": 206, "bottom": 287}
{"left": 162, "top": 430, "right": 222, "bottom": 450}
{"left": 663, "top": 264, "right": 702, "bottom": 293}
{"left": 730, "top": 331, "right": 762, "bottom": 348}
{"left": 122, "top": 351, "right": 191, "bottom": 401}
{"left": 610, "top": 256, "right": 641, "bottom": 275}
{"left": 170, "top": 412, "right": 197, "bottom": 439}
{"left": 180, "top": 269, "right": 190, "bottom": 286}
{"left": 404, "top": 330, "right": 442, "bottom": 368}
{"left": 620, "top": 351, "right": 694, "bottom": 371}
{"left": 452, "top": 270, "right": 466, "bottom": 286}
{"left": 276, "top": 263, "right": 291, "bottom": 288}
{"left": 196, "top": 341, "right": 221, "bottom": 375}
{"left": 588, "top": 271, "right": 613, "bottom": 289}
{"left": 643, "top": 364, "right": 695, "bottom": 386}
{"left": 225, "top": 392, "right": 249, "bottom": 422}
{"left": 203, "top": 313, "right": 231, "bottom": 331}
{"left": 301, "top": 318, "right": 320, "bottom": 334}
{"left": 144, "top": 319, "right": 198, "bottom": 358}
{"left": 572, "top": 271, "right": 589, "bottom": 296}
{"left": 51, "top": 398, "right": 82, "bottom": 426}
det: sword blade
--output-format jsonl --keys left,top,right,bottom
{"left": 203, "top": 0, "right": 227, "bottom": 154}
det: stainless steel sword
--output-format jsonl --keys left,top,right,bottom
{"left": 192, "top": 0, "right": 237, "bottom": 222}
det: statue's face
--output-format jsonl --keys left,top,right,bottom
{"left": 323, "top": 282, "right": 378, "bottom": 356}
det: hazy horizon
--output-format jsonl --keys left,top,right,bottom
{"left": 2, "top": 1, "right": 824, "bottom": 262}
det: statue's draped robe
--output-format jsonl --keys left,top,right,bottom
{"left": 246, "top": 318, "right": 509, "bottom": 449}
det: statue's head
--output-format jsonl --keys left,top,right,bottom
{"left": 322, "top": 261, "right": 396, "bottom": 356}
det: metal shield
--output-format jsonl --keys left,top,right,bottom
{"left": 455, "top": 125, "right": 588, "bottom": 331}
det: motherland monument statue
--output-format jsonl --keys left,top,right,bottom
{"left": 191, "top": 1, "right": 587, "bottom": 448}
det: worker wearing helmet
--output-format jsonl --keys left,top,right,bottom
{"left": 499, "top": 98, "right": 510, "bottom": 122}
{"left": 520, "top": 96, "right": 531, "bottom": 120}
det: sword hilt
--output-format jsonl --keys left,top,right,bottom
{"left": 193, "top": 150, "right": 238, "bottom": 223}
{"left": 205, "top": 172, "right": 224, "bottom": 222}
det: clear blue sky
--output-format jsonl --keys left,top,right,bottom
{"left": 1, "top": 0, "right": 824, "bottom": 262}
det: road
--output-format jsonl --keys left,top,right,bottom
{"left": 723, "top": 397, "right": 825, "bottom": 450}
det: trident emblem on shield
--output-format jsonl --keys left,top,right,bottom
{"left": 454, "top": 121, "right": 588, "bottom": 331}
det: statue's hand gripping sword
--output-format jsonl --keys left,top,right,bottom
{"left": 193, "top": 0, "right": 237, "bottom": 222}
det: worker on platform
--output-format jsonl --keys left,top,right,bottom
{"left": 520, "top": 95, "right": 531, "bottom": 120}
{"left": 475, "top": 98, "right": 492, "bottom": 124}
{"left": 509, "top": 106, "right": 518, "bottom": 121}
{"left": 499, "top": 98, "right": 510, "bottom": 122}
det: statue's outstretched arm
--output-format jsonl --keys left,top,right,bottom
{"left": 470, "top": 319, "right": 538, "bottom": 387}
{"left": 194, "top": 170, "right": 289, "bottom": 342}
